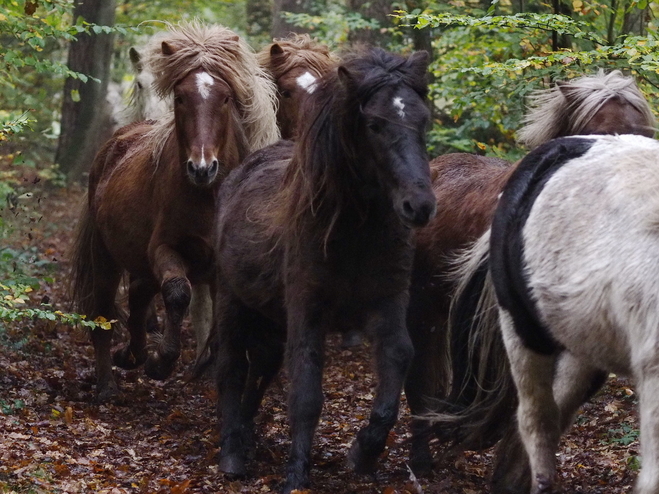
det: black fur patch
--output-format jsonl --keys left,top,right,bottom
{"left": 490, "top": 137, "right": 595, "bottom": 355}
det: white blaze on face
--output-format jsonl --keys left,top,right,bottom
{"left": 196, "top": 72, "right": 214, "bottom": 100}
{"left": 296, "top": 72, "right": 317, "bottom": 94}
{"left": 393, "top": 97, "right": 405, "bottom": 118}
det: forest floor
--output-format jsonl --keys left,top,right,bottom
{"left": 0, "top": 181, "right": 642, "bottom": 494}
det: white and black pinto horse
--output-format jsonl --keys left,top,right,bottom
{"left": 479, "top": 134, "right": 659, "bottom": 493}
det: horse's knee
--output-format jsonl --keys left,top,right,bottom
{"left": 385, "top": 337, "right": 415, "bottom": 374}
{"left": 161, "top": 276, "right": 191, "bottom": 317}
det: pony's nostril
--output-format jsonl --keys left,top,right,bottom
{"left": 403, "top": 200, "right": 414, "bottom": 217}
{"left": 187, "top": 160, "right": 195, "bottom": 175}
{"left": 209, "top": 160, "right": 219, "bottom": 175}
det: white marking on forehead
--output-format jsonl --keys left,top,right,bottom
{"left": 196, "top": 72, "right": 214, "bottom": 100}
{"left": 393, "top": 97, "right": 405, "bottom": 118}
{"left": 296, "top": 72, "right": 317, "bottom": 94}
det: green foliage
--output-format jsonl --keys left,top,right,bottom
{"left": 282, "top": 7, "right": 380, "bottom": 47}
{"left": 0, "top": 245, "right": 98, "bottom": 330}
{"left": 604, "top": 423, "right": 640, "bottom": 446}
{"left": 0, "top": 398, "right": 25, "bottom": 415}
{"left": 393, "top": 2, "right": 659, "bottom": 158}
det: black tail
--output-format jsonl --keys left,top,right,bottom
{"left": 430, "top": 232, "right": 517, "bottom": 451}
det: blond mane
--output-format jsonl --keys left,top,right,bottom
{"left": 143, "top": 21, "right": 279, "bottom": 156}
{"left": 517, "top": 70, "right": 656, "bottom": 149}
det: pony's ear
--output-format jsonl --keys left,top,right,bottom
{"left": 161, "top": 41, "right": 178, "bottom": 56}
{"left": 270, "top": 43, "right": 285, "bottom": 57}
{"left": 338, "top": 66, "right": 356, "bottom": 88}
{"left": 407, "top": 50, "right": 430, "bottom": 75}
{"left": 557, "top": 80, "right": 579, "bottom": 104}
{"left": 129, "top": 47, "right": 142, "bottom": 73}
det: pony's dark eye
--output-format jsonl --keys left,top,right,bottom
{"left": 367, "top": 121, "right": 382, "bottom": 133}
{"left": 174, "top": 95, "right": 183, "bottom": 105}
{"left": 281, "top": 89, "right": 292, "bottom": 99}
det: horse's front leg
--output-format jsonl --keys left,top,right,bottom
{"left": 283, "top": 301, "right": 326, "bottom": 494}
{"left": 145, "top": 244, "right": 191, "bottom": 380}
{"left": 347, "top": 294, "right": 414, "bottom": 474}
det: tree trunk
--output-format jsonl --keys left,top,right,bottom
{"left": 271, "top": 0, "right": 312, "bottom": 38}
{"left": 55, "top": 0, "right": 116, "bottom": 182}
{"left": 621, "top": 0, "right": 646, "bottom": 36}
{"left": 347, "top": 0, "right": 393, "bottom": 46}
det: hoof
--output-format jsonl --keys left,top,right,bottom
{"left": 219, "top": 454, "right": 247, "bottom": 478}
{"left": 113, "top": 346, "right": 147, "bottom": 370}
{"left": 346, "top": 440, "right": 378, "bottom": 474}
{"left": 532, "top": 474, "right": 554, "bottom": 493}
{"left": 144, "top": 352, "right": 178, "bottom": 380}
{"left": 409, "top": 449, "right": 433, "bottom": 476}
{"left": 96, "top": 382, "right": 124, "bottom": 404}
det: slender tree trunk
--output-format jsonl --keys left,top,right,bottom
{"left": 621, "top": 0, "right": 646, "bottom": 36}
{"left": 347, "top": 0, "right": 393, "bottom": 46}
{"left": 271, "top": 0, "right": 312, "bottom": 38}
{"left": 56, "top": 0, "right": 116, "bottom": 182}
{"left": 551, "top": 0, "right": 571, "bottom": 50}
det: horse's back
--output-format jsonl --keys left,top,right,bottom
{"left": 415, "top": 153, "right": 512, "bottom": 269}
{"left": 88, "top": 121, "right": 154, "bottom": 199}
{"left": 496, "top": 135, "right": 659, "bottom": 373}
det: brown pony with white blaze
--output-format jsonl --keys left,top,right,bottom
{"left": 405, "top": 69, "right": 656, "bottom": 476}
{"left": 70, "top": 22, "right": 279, "bottom": 402}
{"left": 257, "top": 34, "right": 338, "bottom": 139}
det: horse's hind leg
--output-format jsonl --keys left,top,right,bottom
{"left": 634, "top": 366, "right": 659, "bottom": 493}
{"left": 240, "top": 319, "right": 285, "bottom": 456}
{"left": 405, "top": 287, "right": 449, "bottom": 475}
{"left": 89, "top": 266, "right": 123, "bottom": 402}
{"left": 347, "top": 295, "right": 414, "bottom": 475}
{"left": 491, "top": 351, "right": 606, "bottom": 494}
{"left": 499, "top": 309, "right": 559, "bottom": 494}
{"left": 113, "top": 276, "right": 157, "bottom": 370}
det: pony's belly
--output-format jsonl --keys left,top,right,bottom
{"left": 94, "top": 207, "right": 153, "bottom": 277}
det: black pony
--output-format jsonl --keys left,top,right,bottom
{"left": 210, "top": 48, "right": 435, "bottom": 493}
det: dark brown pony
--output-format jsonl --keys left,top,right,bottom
{"left": 70, "top": 22, "right": 279, "bottom": 402}
{"left": 211, "top": 48, "right": 435, "bottom": 493}
{"left": 405, "top": 70, "right": 656, "bottom": 480}
{"left": 257, "top": 34, "right": 338, "bottom": 139}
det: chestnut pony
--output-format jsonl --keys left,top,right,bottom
{"left": 210, "top": 49, "right": 435, "bottom": 493}
{"left": 115, "top": 35, "right": 336, "bottom": 353}
{"left": 70, "top": 22, "right": 279, "bottom": 402}
{"left": 257, "top": 34, "right": 338, "bottom": 139}
{"left": 405, "top": 69, "right": 656, "bottom": 475}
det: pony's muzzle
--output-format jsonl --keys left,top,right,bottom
{"left": 187, "top": 159, "right": 219, "bottom": 186}
{"left": 399, "top": 193, "right": 437, "bottom": 228}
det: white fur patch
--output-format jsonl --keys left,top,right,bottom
{"left": 393, "top": 97, "right": 405, "bottom": 118}
{"left": 196, "top": 72, "right": 214, "bottom": 100}
{"left": 296, "top": 72, "right": 317, "bottom": 94}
